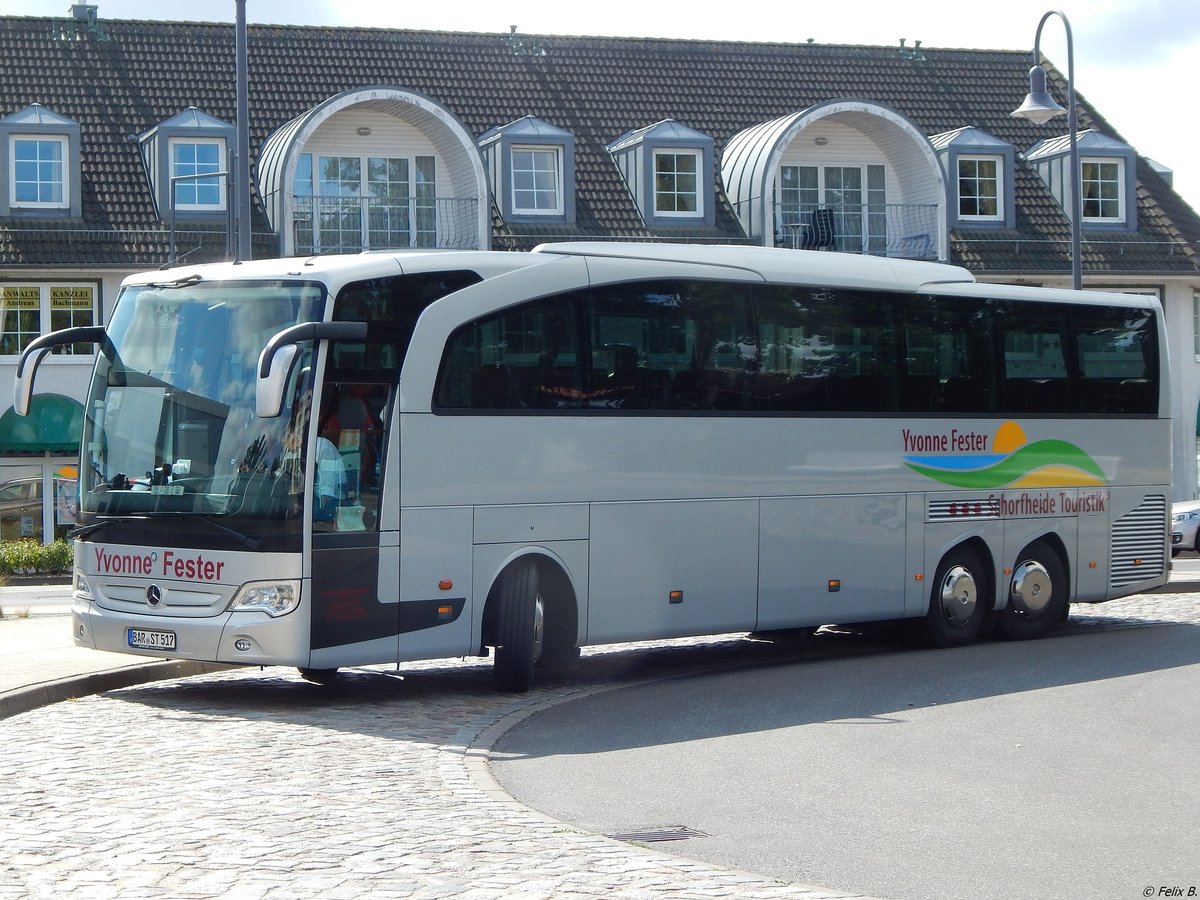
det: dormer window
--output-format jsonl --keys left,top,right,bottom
{"left": 957, "top": 155, "right": 1002, "bottom": 221}
{"left": 511, "top": 145, "right": 563, "bottom": 216}
{"left": 930, "top": 127, "right": 1014, "bottom": 229}
{"left": 1023, "top": 130, "right": 1136, "bottom": 231}
{"left": 608, "top": 120, "right": 715, "bottom": 227}
{"left": 12, "top": 136, "right": 67, "bottom": 208}
{"left": 654, "top": 149, "right": 703, "bottom": 217}
{"left": 1081, "top": 158, "right": 1123, "bottom": 222}
{"left": 170, "top": 137, "right": 224, "bottom": 211}
{"left": 139, "top": 107, "right": 234, "bottom": 220}
{"left": 479, "top": 117, "right": 575, "bottom": 224}
{"left": 0, "top": 103, "right": 81, "bottom": 217}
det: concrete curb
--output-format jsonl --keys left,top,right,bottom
{"left": 0, "top": 660, "right": 235, "bottom": 720}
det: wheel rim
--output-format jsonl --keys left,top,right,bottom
{"left": 938, "top": 564, "right": 978, "bottom": 627}
{"left": 1010, "top": 560, "right": 1052, "bottom": 616}
{"left": 532, "top": 593, "right": 545, "bottom": 663}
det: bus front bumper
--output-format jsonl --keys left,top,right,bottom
{"left": 72, "top": 596, "right": 311, "bottom": 668}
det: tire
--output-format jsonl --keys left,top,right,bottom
{"left": 916, "top": 545, "right": 990, "bottom": 647}
{"left": 298, "top": 667, "right": 339, "bottom": 684}
{"left": 492, "top": 561, "right": 543, "bottom": 693}
{"left": 996, "top": 540, "right": 1068, "bottom": 640}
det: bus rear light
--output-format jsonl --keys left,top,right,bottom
{"left": 228, "top": 581, "right": 301, "bottom": 617}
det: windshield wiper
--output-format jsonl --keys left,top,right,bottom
{"left": 144, "top": 273, "right": 203, "bottom": 289}
{"left": 72, "top": 513, "right": 263, "bottom": 550}
{"left": 71, "top": 516, "right": 143, "bottom": 541}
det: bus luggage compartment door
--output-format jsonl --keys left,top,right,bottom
{"left": 587, "top": 499, "right": 758, "bottom": 643}
{"left": 758, "top": 495, "right": 908, "bottom": 630}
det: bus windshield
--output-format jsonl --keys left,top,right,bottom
{"left": 80, "top": 279, "right": 326, "bottom": 539}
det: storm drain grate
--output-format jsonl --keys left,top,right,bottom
{"left": 604, "top": 825, "right": 709, "bottom": 843}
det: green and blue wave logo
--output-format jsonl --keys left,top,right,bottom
{"left": 903, "top": 421, "right": 1107, "bottom": 489}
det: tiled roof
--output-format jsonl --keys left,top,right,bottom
{"left": 0, "top": 15, "right": 1196, "bottom": 275}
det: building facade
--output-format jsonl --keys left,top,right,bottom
{"left": 2, "top": 8, "right": 1198, "bottom": 541}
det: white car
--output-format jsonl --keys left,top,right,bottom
{"left": 1171, "top": 499, "right": 1200, "bottom": 555}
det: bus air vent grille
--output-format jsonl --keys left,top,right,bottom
{"left": 926, "top": 498, "right": 999, "bottom": 523}
{"left": 1110, "top": 494, "right": 1167, "bottom": 588}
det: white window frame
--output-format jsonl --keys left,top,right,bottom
{"left": 956, "top": 154, "right": 1004, "bottom": 222}
{"left": 1080, "top": 157, "right": 1124, "bottom": 223}
{"left": 1192, "top": 289, "right": 1200, "bottom": 361}
{"left": 10, "top": 134, "right": 69, "bottom": 209}
{"left": 511, "top": 146, "right": 563, "bottom": 216}
{"left": 169, "top": 137, "right": 226, "bottom": 212}
{"left": 653, "top": 148, "right": 703, "bottom": 218}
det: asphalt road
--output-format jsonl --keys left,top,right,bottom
{"left": 493, "top": 619, "right": 1200, "bottom": 900}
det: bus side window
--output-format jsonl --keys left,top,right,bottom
{"left": 1000, "top": 301, "right": 1072, "bottom": 414}
{"left": 1073, "top": 305, "right": 1158, "bottom": 415}
{"left": 903, "top": 294, "right": 999, "bottom": 415}
{"left": 316, "top": 381, "right": 388, "bottom": 531}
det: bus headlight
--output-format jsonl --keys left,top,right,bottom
{"left": 73, "top": 568, "right": 92, "bottom": 601}
{"left": 228, "top": 581, "right": 301, "bottom": 617}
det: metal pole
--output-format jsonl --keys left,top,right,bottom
{"left": 235, "top": 0, "right": 251, "bottom": 262}
{"left": 1032, "top": 11, "right": 1082, "bottom": 290}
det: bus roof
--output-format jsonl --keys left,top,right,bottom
{"left": 531, "top": 242, "right": 978, "bottom": 293}
{"left": 926, "top": 279, "right": 1162, "bottom": 310}
{"left": 118, "top": 249, "right": 556, "bottom": 291}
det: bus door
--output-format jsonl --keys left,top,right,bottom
{"left": 307, "top": 269, "right": 488, "bottom": 667}
{"left": 308, "top": 378, "right": 397, "bottom": 667}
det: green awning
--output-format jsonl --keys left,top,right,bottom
{"left": 0, "top": 393, "right": 83, "bottom": 454}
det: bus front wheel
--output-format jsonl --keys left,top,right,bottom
{"left": 298, "top": 667, "right": 339, "bottom": 684}
{"left": 918, "top": 546, "right": 990, "bottom": 647}
{"left": 492, "top": 561, "right": 544, "bottom": 693}
{"left": 996, "top": 541, "right": 1068, "bottom": 640}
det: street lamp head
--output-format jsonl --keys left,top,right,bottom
{"left": 1011, "top": 64, "right": 1068, "bottom": 124}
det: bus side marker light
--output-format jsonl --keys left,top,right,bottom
{"left": 438, "top": 580, "right": 453, "bottom": 591}
{"left": 1089, "top": 561, "right": 1098, "bottom": 569}
{"left": 669, "top": 591, "right": 683, "bottom": 605}
{"left": 1003, "top": 567, "right": 1012, "bottom": 576}
{"left": 437, "top": 605, "right": 455, "bottom": 621}
{"left": 914, "top": 573, "right": 924, "bottom": 582}
{"left": 828, "top": 580, "right": 841, "bottom": 593}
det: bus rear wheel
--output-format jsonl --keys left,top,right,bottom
{"left": 917, "top": 545, "right": 990, "bottom": 647}
{"left": 492, "top": 561, "right": 543, "bottom": 693}
{"left": 996, "top": 541, "right": 1068, "bottom": 640}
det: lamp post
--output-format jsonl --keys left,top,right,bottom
{"left": 1011, "top": 10, "right": 1082, "bottom": 290}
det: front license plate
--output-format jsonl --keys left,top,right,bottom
{"left": 127, "top": 628, "right": 177, "bottom": 651}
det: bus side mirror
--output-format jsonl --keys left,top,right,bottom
{"left": 256, "top": 343, "right": 301, "bottom": 418}
{"left": 13, "top": 326, "right": 106, "bottom": 416}
{"left": 255, "top": 321, "right": 369, "bottom": 418}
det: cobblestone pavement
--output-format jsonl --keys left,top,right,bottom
{"left": 1, "top": 592, "right": 1196, "bottom": 900}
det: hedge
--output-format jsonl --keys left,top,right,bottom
{"left": 0, "top": 540, "right": 73, "bottom": 577}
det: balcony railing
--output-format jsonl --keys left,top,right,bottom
{"left": 291, "top": 195, "right": 481, "bottom": 255}
{"left": 773, "top": 203, "right": 939, "bottom": 260}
